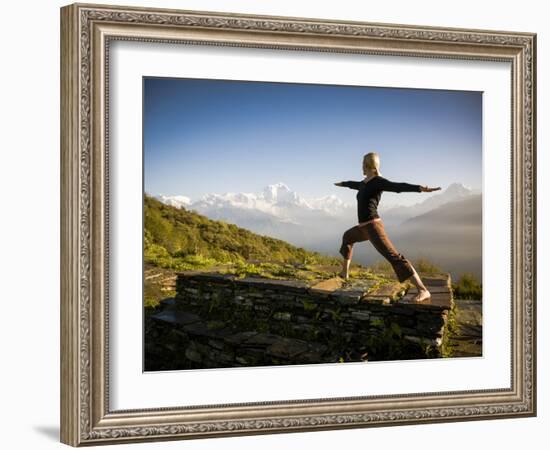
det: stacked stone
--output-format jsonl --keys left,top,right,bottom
{"left": 145, "top": 271, "right": 453, "bottom": 370}
{"left": 145, "top": 301, "right": 331, "bottom": 370}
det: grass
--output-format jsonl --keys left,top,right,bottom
{"left": 414, "top": 257, "right": 443, "bottom": 274}
{"left": 143, "top": 257, "right": 401, "bottom": 307}
{"left": 219, "top": 261, "right": 319, "bottom": 281}
{"left": 440, "top": 301, "right": 459, "bottom": 358}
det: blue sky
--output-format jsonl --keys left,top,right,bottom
{"left": 144, "top": 77, "right": 482, "bottom": 202}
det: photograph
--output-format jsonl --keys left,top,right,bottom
{"left": 57, "top": 2, "right": 536, "bottom": 446}
{"left": 143, "top": 77, "right": 483, "bottom": 371}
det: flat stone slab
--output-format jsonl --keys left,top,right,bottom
{"left": 400, "top": 292, "right": 453, "bottom": 310}
{"left": 328, "top": 278, "right": 375, "bottom": 304}
{"left": 309, "top": 277, "right": 344, "bottom": 293}
{"left": 305, "top": 278, "right": 409, "bottom": 305}
{"left": 361, "top": 295, "right": 391, "bottom": 305}
{"left": 420, "top": 273, "right": 451, "bottom": 287}
{"left": 341, "top": 279, "right": 374, "bottom": 291}
{"left": 420, "top": 285, "right": 452, "bottom": 294}
{"left": 330, "top": 289, "right": 364, "bottom": 305}
{"left": 367, "top": 282, "right": 406, "bottom": 301}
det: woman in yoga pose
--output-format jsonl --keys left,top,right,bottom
{"left": 334, "top": 152, "right": 441, "bottom": 302}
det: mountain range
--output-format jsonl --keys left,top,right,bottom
{"left": 152, "top": 181, "right": 482, "bottom": 281}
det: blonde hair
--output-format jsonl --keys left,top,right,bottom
{"left": 363, "top": 152, "right": 382, "bottom": 176}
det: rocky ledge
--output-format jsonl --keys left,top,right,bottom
{"left": 145, "top": 271, "right": 454, "bottom": 370}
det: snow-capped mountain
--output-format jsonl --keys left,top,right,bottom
{"left": 167, "top": 182, "right": 353, "bottom": 221}
{"left": 154, "top": 183, "right": 355, "bottom": 247}
{"left": 262, "top": 183, "right": 302, "bottom": 205}
{"left": 416, "top": 182, "right": 473, "bottom": 210}
{"left": 154, "top": 181, "right": 479, "bottom": 251}
{"left": 154, "top": 194, "right": 191, "bottom": 209}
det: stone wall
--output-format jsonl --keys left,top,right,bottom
{"left": 145, "top": 271, "right": 454, "bottom": 371}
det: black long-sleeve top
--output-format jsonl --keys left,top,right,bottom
{"left": 341, "top": 175, "right": 422, "bottom": 223}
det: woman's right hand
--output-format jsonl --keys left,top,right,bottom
{"left": 420, "top": 185, "right": 442, "bottom": 192}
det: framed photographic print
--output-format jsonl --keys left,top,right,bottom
{"left": 60, "top": 2, "right": 537, "bottom": 446}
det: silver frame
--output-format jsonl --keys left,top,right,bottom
{"left": 60, "top": 2, "right": 536, "bottom": 446}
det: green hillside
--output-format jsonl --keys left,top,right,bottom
{"left": 142, "top": 195, "right": 454, "bottom": 308}
{"left": 144, "top": 194, "right": 339, "bottom": 271}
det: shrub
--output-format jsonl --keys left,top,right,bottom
{"left": 453, "top": 272, "right": 482, "bottom": 299}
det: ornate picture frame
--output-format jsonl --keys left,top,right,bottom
{"left": 60, "top": 2, "right": 536, "bottom": 446}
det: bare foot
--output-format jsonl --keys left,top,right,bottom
{"left": 413, "top": 289, "right": 431, "bottom": 302}
{"left": 338, "top": 271, "right": 349, "bottom": 280}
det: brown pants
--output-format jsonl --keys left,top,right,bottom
{"left": 339, "top": 219, "right": 415, "bottom": 283}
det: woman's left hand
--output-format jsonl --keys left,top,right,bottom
{"left": 420, "top": 186, "right": 442, "bottom": 192}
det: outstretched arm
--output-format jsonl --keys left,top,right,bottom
{"left": 378, "top": 177, "right": 441, "bottom": 193}
{"left": 378, "top": 177, "right": 422, "bottom": 193}
{"left": 334, "top": 181, "right": 362, "bottom": 190}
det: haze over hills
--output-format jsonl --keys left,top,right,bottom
{"left": 379, "top": 182, "right": 479, "bottom": 227}
{"left": 153, "top": 181, "right": 482, "bottom": 281}
{"left": 369, "top": 195, "right": 482, "bottom": 281}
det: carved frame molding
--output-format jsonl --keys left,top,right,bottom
{"left": 60, "top": 3, "right": 536, "bottom": 446}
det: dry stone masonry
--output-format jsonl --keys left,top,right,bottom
{"left": 145, "top": 271, "right": 454, "bottom": 370}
